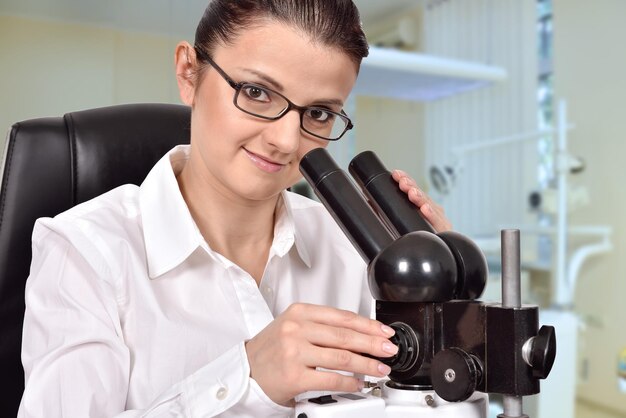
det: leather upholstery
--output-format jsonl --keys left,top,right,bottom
{"left": 0, "top": 103, "right": 191, "bottom": 416}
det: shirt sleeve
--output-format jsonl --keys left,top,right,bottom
{"left": 18, "top": 222, "right": 292, "bottom": 418}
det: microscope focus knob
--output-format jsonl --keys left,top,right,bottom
{"left": 523, "top": 325, "right": 557, "bottom": 379}
{"left": 431, "top": 348, "right": 482, "bottom": 402}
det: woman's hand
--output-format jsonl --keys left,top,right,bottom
{"left": 392, "top": 169, "right": 452, "bottom": 232}
{"left": 245, "top": 303, "right": 398, "bottom": 406}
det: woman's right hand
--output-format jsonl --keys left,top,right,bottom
{"left": 244, "top": 303, "right": 398, "bottom": 406}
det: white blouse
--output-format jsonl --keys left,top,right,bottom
{"left": 19, "top": 145, "right": 372, "bottom": 417}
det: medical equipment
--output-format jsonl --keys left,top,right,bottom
{"left": 295, "top": 149, "right": 557, "bottom": 418}
{"left": 427, "top": 100, "right": 611, "bottom": 309}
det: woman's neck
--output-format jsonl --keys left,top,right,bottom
{"left": 177, "top": 160, "right": 278, "bottom": 284}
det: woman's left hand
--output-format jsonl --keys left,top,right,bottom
{"left": 392, "top": 169, "right": 452, "bottom": 233}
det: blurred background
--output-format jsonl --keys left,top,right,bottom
{"left": 1, "top": 1, "right": 624, "bottom": 417}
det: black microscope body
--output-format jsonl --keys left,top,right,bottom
{"left": 299, "top": 148, "right": 556, "bottom": 409}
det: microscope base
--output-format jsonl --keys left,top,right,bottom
{"left": 295, "top": 382, "right": 488, "bottom": 418}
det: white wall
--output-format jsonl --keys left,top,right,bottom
{"left": 422, "top": 0, "right": 539, "bottom": 240}
{"left": 553, "top": 0, "right": 626, "bottom": 415}
{"left": 0, "top": 15, "right": 182, "bottom": 147}
{"left": 347, "top": 6, "right": 426, "bottom": 185}
{"left": 355, "top": 96, "right": 426, "bottom": 186}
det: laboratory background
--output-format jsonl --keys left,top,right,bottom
{"left": 1, "top": 0, "right": 624, "bottom": 417}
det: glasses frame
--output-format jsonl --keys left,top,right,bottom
{"left": 194, "top": 46, "right": 353, "bottom": 141}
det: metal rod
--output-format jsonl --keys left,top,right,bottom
{"left": 502, "top": 395, "right": 523, "bottom": 417}
{"left": 500, "top": 229, "right": 524, "bottom": 417}
{"left": 501, "top": 229, "right": 521, "bottom": 308}
{"left": 555, "top": 99, "right": 570, "bottom": 307}
{"left": 451, "top": 124, "right": 574, "bottom": 156}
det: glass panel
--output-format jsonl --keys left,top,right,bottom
{"left": 536, "top": 0, "right": 554, "bottom": 189}
{"left": 538, "top": 16, "right": 553, "bottom": 77}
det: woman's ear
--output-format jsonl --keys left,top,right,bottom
{"left": 175, "top": 41, "right": 198, "bottom": 106}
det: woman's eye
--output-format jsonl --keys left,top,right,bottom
{"left": 306, "top": 108, "right": 335, "bottom": 123}
{"left": 243, "top": 85, "right": 270, "bottom": 102}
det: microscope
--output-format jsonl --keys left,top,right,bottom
{"left": 295, "top": 148, "right": 557, "bottom": 418}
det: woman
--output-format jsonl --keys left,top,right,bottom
{"left": 19, "top": 1, "right": 450, "bottom": 417}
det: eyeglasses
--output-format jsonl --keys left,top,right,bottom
{"left": 194, "top": 46, "right": 353, "bottom": 141}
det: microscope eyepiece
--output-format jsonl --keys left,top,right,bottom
{"left": 349, "top": 150, "right": 487, "bottom": 301}
{"left": 300, "top": 148, "right": 394, "bottom": 263}
{"left": 349, "top": 151, "right": 435, "bottom": 236}
{"left": 300, "top": 148, "right": 458, "bottom": 302}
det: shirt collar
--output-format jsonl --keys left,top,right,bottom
{"left": 139, "top": 145, "right": 311, "bottom": 279}
{"left": 274, "top": 191, "right": 312, "bottom": 268}
{"left": 140, "top": 145, "right": 204, "bottom": 279}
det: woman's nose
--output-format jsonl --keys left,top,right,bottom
{"left": 265, "top": 110, "right": 302, "bottom": 154}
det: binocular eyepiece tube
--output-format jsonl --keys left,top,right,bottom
{"left": 300, "top": 148, "right": 488, "bottom": 303}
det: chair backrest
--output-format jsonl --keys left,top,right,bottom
{"left": 0, "top": 103, "right": 191, "bottom": 416}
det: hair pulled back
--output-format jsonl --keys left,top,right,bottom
{"left": 194, "top": 0, "right": 369, "bottom": 68}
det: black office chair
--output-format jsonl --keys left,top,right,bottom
{"left": 0, "top": 103, "right": 191, "bottom": 416}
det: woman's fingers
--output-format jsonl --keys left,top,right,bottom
{"left": 408, "top": 188, "right": 452, "bottom": 232}
{"left": 246, "top": 303, "right": 398, "bottom": 405}
{"left": 283, "top": 303, "right": 394, "bottom": 339}
{"left": 392, "top": 169, "right": 452, "bottom": 232}
{"left": 305, "top": 321, "right": 398, "bottom": 358}
{"left": 303, "top": 346, "right": 392, "bottom": 378}
{"left": 245, "top": 303, "right": 398, "bottom": 405}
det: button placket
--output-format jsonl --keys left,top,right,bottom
{"left": 261, "top": 258, "right": 276, "bottom": 307}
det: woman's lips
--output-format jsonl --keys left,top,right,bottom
{"left": 244, "top": 148, "right": 286, "bottom": 173}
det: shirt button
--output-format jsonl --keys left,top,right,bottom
{"left": 264, "top": 286, "right": 273, "bottom": 296}
{"left": 216, "top": 386, "right": 228, "bottom": 400}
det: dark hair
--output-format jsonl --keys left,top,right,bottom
{"left": 194, "top": 0, "right": 369, "bottom": 69}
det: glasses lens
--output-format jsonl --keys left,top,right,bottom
{"left": 234, "top": 83, "right": 350, "bottom": 141}
{"left": 302, "top": 107, "right": 349, "bottom": 140}
{"left": 235, "top": 83, "right": 288, "bottom": 118}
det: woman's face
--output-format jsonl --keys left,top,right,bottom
{"left": 179, "top": 21, "right": 358, "bottom": 204}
